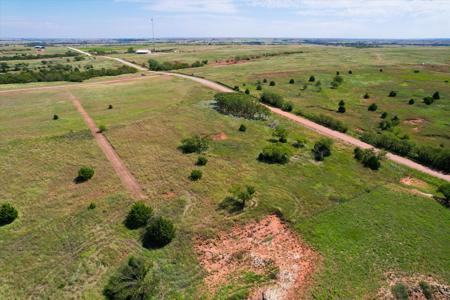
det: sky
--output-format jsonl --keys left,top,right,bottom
{"left": 1, "top": 0, "right": 449, "bottom": 39}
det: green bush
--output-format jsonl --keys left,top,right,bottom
{"left": 389, "top": 91, "right": 397, "bottom": 97}
{"left": 368, "top": 103, "right": 378, "bottom": 111}
{"left": 312, "top": 138, "right": 333, "bottom": 161}
{"left": 77, "top": 167, "right": 95, "bottom": 182}
{"left": 423, "top": 96, "right": 434, "bottom": 105}
{"left": 419, "top": 281, "right": 433, "bottom": 300}
{"left": 143, "top": 217, "right": 175, "bottom": 248}
{"left": 125, "top": 202, "right": 153, "bottom": 229}
{"left": 260, "top": 91, "right": 284, "bottom": 108}
{"left": 98, "top": 124, "right": 107, "bottom": 133}
{"left": 214, "top": 93, "right": 269, "bottom": 120}
{"left": 408, "top": 99, "right": 415, "bottom": 105}
{"left": 309, "top": 75, "right": 315, "bottom": 82}
{"left": 273, "top": 126, "right": 288, "bottom": 143}
{"left": 238, "top": 124, "right": 247, "bottom": 132}
{"left": 219, "top": 185, "right": 256, "bottom": 213}
{"left": 354, "top": 147, "right": 383, "bottom": 170}
{"left": 432, "top": 91, "right": 440, "bottom": 100}
{"left": 88, "top": 203, "right": 96, "bottom": 210}
{"left": 103, "top": 256, "right": 160, "bottom": 300}
{"left": 297, "top": 112, "right": 348, "bottom": 133}
{"left": 269, "top": 81, "right": 276, "bottom": 86}
{"left": 244, "top": 89, "right": 250, "bottom": 94}
{"left": 381, "top": 112, "right": 388, "bottom": 119}
{"left": 179, "top": 135, "right": 209, "bottom": 154}
{"left": 289, "top": 78, "right": 295, "bottom": 84}
{"left": 361, "top": 132, "right": 412, "bottom": 156}
{"left": 0, "top": 203, "right": 18, "bottom": 226}
{"left": 364, "top": 93, "right": 370, "bottom": 99}
{"left": 337, "top": 100, "right": 346, "bottom": 113}
{"left": 190, "top": 169, "right": 202, "bottom": 181}
{"left": 196, "top": 156, "right": 208, "bottom": 166}
{"left": 258, "top": 144, "right": 291, "bottom": 164}
{"left": 293, "top": 137, "right": 307, "bottom": 148}
{"left": 53, "top": 114, "right": 59, "bottom": 120}
{"left": 438, "top": 183, "right": 450, "bottom": 206}
{"left": 263, "top": 78, "right": 267, "bottom": 83}
{"left": 108, "top": 104, "right": 113, "bottom": 109}
{"left": 281, "top": 101, "right": 294, "bottom": 112}
{"left": 348, "top": 70, "right": 353, "bottom": 74}
{"left": 391, "top": 283, "right": 409, "bottom": 300}
{"left": 256, "top": 84, "right": 262, "bottom": 90}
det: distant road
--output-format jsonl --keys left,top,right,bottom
{"left": 70, "top": 47, "right": 450, "bottom": 182}
{"left": 67, "top": 47, "right": 92, "bottom": 57}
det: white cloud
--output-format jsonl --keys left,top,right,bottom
{"left": 115, "top": 0, "right": 237, "bottom": 14}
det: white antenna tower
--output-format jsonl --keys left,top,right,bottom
{"left": 151, "top": 18, "right": 155, "bottom": 52}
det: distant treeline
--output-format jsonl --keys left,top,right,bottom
{"left": 221, "top": 50, "right": 304, "bottom": 63}
{"left": 0, "top": 51, "right": 80, "bottom": 61}
{"left": 148, "top": 59, "right": 208, "bottom": 71}
{"left": 0, "top": 64, "right": 137, "bottom": 84}
{"left": 361, "top": 131, "right": 450, "bottom": 173}
{"left": 296, "top": 111, "right": 348, "bottom": 133}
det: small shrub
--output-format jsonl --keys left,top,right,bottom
{"left": 391, "top": 115, "right": 400, "bottom": 126}
{"left": 389, "top": 91, "right": 397, "bottom": 97}
{"left": 312, "top": 138, "right": 333, "bottom": 161}
{"left": 53, "top": 114, "right": 59, "bottom": 120}
{"left": 354, "top": 147, "right": 383, "bottom": 170}
{"left": 103, "top": 256, "right": 160, "bottom": 299}
{"left": 143, "top": 217, "right": 175, "bottom": 248}
{"left": 179, "top": 135, "right": 209, "bottom": 154}
{"left": 289, "top": 78, "right": 295, "bottom": 84}
{"left": 337, "top": 106, "right": 346, "bottom": 113}
{"left": 269, "top": 81, "right": 276, "bottom": 86}
{"left": 419, "top": 281, "right": 433, "bottom": 300}
{"left": 348, "top": 70, "right": 353, "bottom": 74}
{"left": 77, "top": 167, "right": 95, "bottom": 182}
{"left": 190, "top": 169, "right": 202, "bottom": 181}
{"left": 98, "top": 124, "right": 107, "bottom": 133}
{"left": 432, "top": 91, "right": 440, "bottom": 100}
{"left": 219, "top": 185, "right": 255, "bottom": 213}
{"left": 293, "top": 137, "right": 307, "bottom": 148}
{"left": 0, "top": 203, "right": 18, "bottom": 226}
{"left": 263, "top": 78, "right": 267, "bottom": 83}
{"left": 379, "top": 120, "right": 392, "bottom": 130}
{"left": 244, "top": 89, "right": 250, "bottom": 94}
{"left": 363, "top": 93, "right": 370, "bottom": 99}
{"left": 309, "top": 75, "right": 315, "bottom": 82}
{"left": 414, "top": 70, "right": 420, "bottom": 73}
{"left": 239, "top": 124, "right": 247, "bottom": 132}
{"left": 381, "top": 112, "right": 388, "bottom": 119}
{"left": 379, "top": 68, "right": 383, "bottom": 72}
{"left": 368, "top": 103, "right": 378, "bottom": 111}
{"left": 258, "top": 144, "right": 291, "bottom": 164}
{"left": 88, "top": 202, "right": 96, "bottom": 210}
{"left": 256, "top": 84, "right": 262, "bottom": 90}
{"left": 391, "top": 283, "right": 409, "bottom": 300}
{"left": 423, "top": 96, "right": 434, "bottom": 105}
{"left": 125, "top": 202, "right": 153, "bottom": 229}
{"left": 281, "top": 101, "right": 294, "bottom": 112}
{"left": 273, "top": 126, "right": 288, "bottom": 143}
{"left": 108, "top": 104, "right": 113, "bottom": 109}
{"left": 336, "top": 71, "right": 340, "bottom": 75}
{"left": 233, "top": 86, "right": 240, "bottom": 91}
{"left": 408, "top": 98, "right": 415, "bottom": 105}
{"left": 196, "top": 156, "right": 208, "bottom": 166}
{"left": 438, "top": 183, "right": 450, "bottom": 206}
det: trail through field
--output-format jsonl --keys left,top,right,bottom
{"left": 71, "top": 47, "right": 450, "bottom": 182}
{"left": 67, "top": 47, "right": 93, "bottom": 57}
{"left": 0, "top": 75, "right": 158, "bottom": 94}
{"left": 68, "top": 92, "right": 146, "bottom": 199}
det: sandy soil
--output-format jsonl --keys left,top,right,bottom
{"left": 68, "top": 92, "right": 146, "bottom": 199}
{"left": 210, "top": 132, "right": 228, "bottom": 141}
{"left": 195, "top": 215, "right": 318, "bottom": 299}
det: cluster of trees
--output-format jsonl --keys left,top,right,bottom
{"left": 87, "top": 48, "right": 119, "bottom": 55}
{"left": 258, "top": 144, "right": 291, "bottom": 164}
{"left": 312, "top": 138, "right": 333, "bottom": 161}
{"left": 0, "top": 65, "right": 137, "bottom": 84}
{"left": 361, "top": 131, "right": 450, "bottom": 172}
{"left": 178, "top": 135, "right": 209, "bottom": 154}
{"left": 224, "top": 50, "right": 304, "bottom": 63}
{"left": 148, "top": 59, "right": 207, "bottom": 71}
{"left": 354, "top": 147, "right": 383, "bottom": 170}
{"left": 214, "top": 92, "right": 270, "bottom": 120}
{"left": 379, "top": 115, "right": 400, "bottom": 131}
{"left": 260, "top": 91, "right": 294, "bottom": 112}
{"left": 423, "top": 91, "right": 440, "bottom": 105}
{"left": 297, "top": 111, "right": 348, "bottom": 133}
{"left": 0, "top": 51, "right": 80, "bottom": 61}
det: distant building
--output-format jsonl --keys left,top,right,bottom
{"left": 34, "top": 45, "right": 45, "bottom": 49}
{"left": 135, "top": 49, "right": 150, "bottom": 54}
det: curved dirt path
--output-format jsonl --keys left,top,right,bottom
{"left": 71, "top": 48, "right": 450, "bottom": 182}
{"left": 68, "top": 92, "right": 146, "bottom": 199}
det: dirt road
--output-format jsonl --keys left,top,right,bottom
{"left": 67, "top": 47, "right": 92, "bottom": 57}
{"left": 70, "top": 47, "right": 450, "bottom": 182}
{"left": 68, "top": 92, "right": 146, "bottom": 199}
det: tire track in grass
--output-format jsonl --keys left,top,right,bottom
{"left": 68, "top": 92, "right": 146, "bottom": 199}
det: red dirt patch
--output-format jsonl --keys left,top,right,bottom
{"left": 195, "top": 215, "right": 318, "bottom": 299}
{"left": 211, "top": 132, "right": 228, "bottom": 141}
{"left": 400, "top": 177, "right": 429, "bottom": 189}
{"left": 404, "top": 118, "right": 426, "bottom": 126}
{"left": 212, "top": 59, "right": 249, "bottom": 67}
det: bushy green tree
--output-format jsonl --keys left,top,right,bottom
{"left": 438, "top": 183, "right": 450, "bottom": 205}
{"left": 143, "top": 217, "right": 175, "bottom": 248}
{"left": 309, "top": 75, "right": 315, "bottom": 82}
{"left": 354, "top": 147, "right": 383, "bottom": 170}
{"left": 239, "top": 124, "right": 247, "bottom": 132}
{"left": 196, "top": 156, "right": 208, "bottom": 166}
{"left": 77, "top": 167, "right": 95, "bottom": 182}
{"left": 408, "top": 98, "right": 415, "bottom": 105}
{"left": 364, "top": 93, "right": 370, "bottom": 99}
{"left": 53, "top": 114, "right": 59, "bottom": 120}
{"left": 432, "top": 91, "right": 440, "bottom": 100}
{"left": 389, "top": 91, "right": 397, "bottom": 97}
{"left": 0, "top": 203, "right": 18, "bottom": 226}
{"left": 269, "top": 81, "right": 276, "bottom": 86}
{"left": 281, "top": 101, "right": 294, "bottom": 112}
{"left": 189, "top": 169, "right": 202, "bottom": 181}
{"left": 312, "top": 138, "right": 333, "bottom": 161}
{"left": 289, "top": 79, "right": 295, "bottom": 84}
{"left": 104, "top": 256, "right": 160, "bottom": 300}
{"left": 368, "top": 103, "right": 378, "bottom": 111}
{"left": 125, "top": 202, "right": 153, "bottom": 229}
{"left": 337, "top": 100, "right": 346, "bottom": 113}
{"left": 381, "top": 112, "right": 388, "bottom": 119}
{"left": 214, "top": 93, "right": 269, "bottom": 120}
{"left": 258, "top": 144, "right": 291, "bottom": 164}
{"left": 179, "top": 135, "right": 209, "bottom": 154}
{"left": 260, "top": 91, "right": 284, "bottom": 108}
{"left": 423, "top": 96, "right": 434, "bottom": 105}
{"left": 273, "top": 126, "right": 288, "bottom": 143}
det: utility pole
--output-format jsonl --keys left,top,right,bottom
{"left": 151, "top": 18, "right": 155, "bottom": 52}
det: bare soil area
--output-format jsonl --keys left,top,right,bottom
{"left": 210, "top": 132, "right": 228, "bottom": 141}
{"left": 195, "top": 215, "right": 318, "bottom": 299}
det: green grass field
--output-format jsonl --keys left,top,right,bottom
{"left": 1, "top": 69, "right": 449, "bottom": 299}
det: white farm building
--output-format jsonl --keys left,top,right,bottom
{"left": 135, "top": 49, "right": 150, "bottom": 54}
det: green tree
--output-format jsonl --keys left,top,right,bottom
{"left": 189, "top": 169, "right": 202, "bottom": 181}
{"left": 0, "top": 203, "right": 18, "bottom": 226}
{"left": 273, "top": 126, "right": 288, "bottom": 143}
{"left": 309, "top": 75, "right": 315, "bottom": 82}
{"left": 77, "top": 167, "right": 95, "bottom": 182}
{"left": 432, "top": 91, "right": 440, "bottom": 100}
{"left": 312, "top": 138, "right": 333, "bottom": 161}
{"left": 368, "top": 103, "right": 378, "bottom": 111}
{"left": 239, "top": 124, "right": 247, "bottom": 132}
{"left": 289, "top": 78, "right": 295, "bottom": 84}
{"left": 125, "top": 202, "right": 153, "bottom": 229}
{"left": 408, "top": 98, "right": 415, "bottom": 105}
{"left": 143, "top": 217, "right": 176, "bottom": 248}
{"left": 196, "top": 156, "right": 208, "bottom": 166}
{"left": 179, "top": 135, "right": 209, "bottom": 153}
